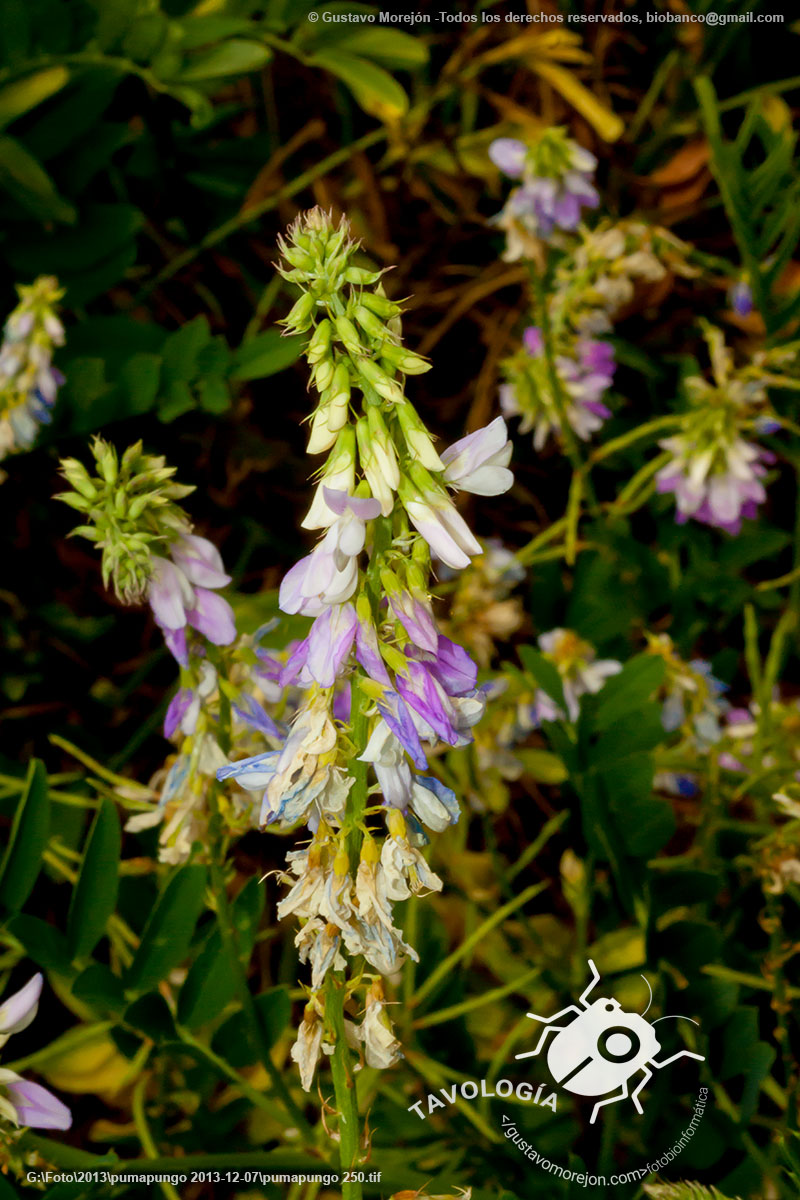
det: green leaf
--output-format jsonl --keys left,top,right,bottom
{"left": 124, "top": 992, "right": 176, "bottom": 1042}
{"left": 334, "top": 28, "right": 428, "bottom": 69}
{"left": 177, "top": 877, "right": 264, "bottom": 1028}
{"left": 0, "top": 760, "right": 50, "bottom": 912}
{"left": 67, "top": 798, "right": 121, "bottom": 961}
{"left": 198, "top": 375, "right": 230, "bottom": 414}
{"left": 159, "top": 380, "right": 196, "bottom": 422}
{"left": 124, "top": 865, "right": 208, "bottom": 995}
{"left": 177, "top": 16, "right": 255, "bottom": 50}
{"left": 119, "top": 352, "right": 162, "bottom": 415}
{"left": 518, "top": 645, "right": 567, "bottom": 713}
{"left": 309, "top": 50, "right": 409, "bottom": 118}
{"left": 603, "top": 755, "right": 675, "bottom": 858}
{"left": 590, "top": 654, "right": 666, "bottom": 731}
{"left": 6, "top": 915, "right": 71, "bottom": 973}
{"left": 161, "top": 316, "right": 210, "bottom": 384}
{"left": 231, "top": 329, "right": 305, "bottom": 381}
{"left": 211, "top": 986, "right": 290, "bottom": 1067}
{"left": 0, "top": 66, "right": 70, "bottom": 131}
{"left": 0, "top": 134, "right": 76, "bottom": 223}
{"left": 72, "top": 963, "right": 125, "bottom": 1013}
{"left": 179, "top": 39, "right": 272, "bottom": 81}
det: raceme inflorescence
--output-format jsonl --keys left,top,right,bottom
{"left": 0, "top": 276, "right": 64, "bottom": 463}
{"left": 213, "top": 207, "right": 514, "bottom": 1088}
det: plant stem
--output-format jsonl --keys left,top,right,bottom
{"left": 132, "top": 1076, "right": 181, "bottom": 1200}
{"left": 206, "top": 782, "right": 313, "bottom": 1140}
{"left": 326, "top": 674, "right": 372, "bottom": 1200}
{"left": 326, "top": 972, "right": 362, "bottom": 1199}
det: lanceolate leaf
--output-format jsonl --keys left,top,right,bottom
{"left": 0, "top": 760, "right": 51, "bottom": 913}
{"left": 67, "top": 798, "right": 122, "bottom": 961}
{"left": 124, "top": 865, "right": 208, "bottom": 995}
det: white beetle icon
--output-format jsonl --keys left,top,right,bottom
{"left": 515, "top": 959, "right": 704, "bottom": 1125}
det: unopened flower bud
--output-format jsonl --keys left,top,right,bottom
{"left": 353, "top": 304, "right": 391, "bottom": 343}
{"left": 307, "top": 318, "right": 333, "bottom": 365}
{"left": 334, "top": 315, "right": 364, "bottom": 357}
{"left": 395, "top": 401, "right": 443, "bottom": 470}
{"left": 284, "top": 291, "right": 317, "bottom": 334}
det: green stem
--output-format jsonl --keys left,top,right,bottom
{"left": 326, "top": 973, "right": 362, "bottom": 1197}
{"left": 132, "top": 1075, "right": 181, "bottom": 1200}
{"left": 326, "top": 674, "right": 372, "bottom": 1200}
{"left": 206, "top": 782, "right": 313, "bottom": 1140}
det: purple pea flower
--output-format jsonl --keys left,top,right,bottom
{"left": 426, "top": 635, "right": 478, "bottom": 696}
{"left": 305, "top": 603, "right": 358, "bottom": 688}
{"left": 389, "top": 590, "right": 439, "bottom": 654}
{"left": 0, "top": 974, "right": 71, "bottom": 1132}
{"left": 3, "top": 1077, "right": 72, "bottom": 1131}
{"left": 232, "top": 694, "right": 283, "bottom": 739}
{"left": 164, "top": 688, "right": 198, "bottom": 739}
{"left": 441, "top": 416, "right": 513, "bottom": 497}
{"left": 356, "top": 610, "right": 391, "bottom": 685}
{"left": 396, "top": 660, "right": 461, "bottom": 746}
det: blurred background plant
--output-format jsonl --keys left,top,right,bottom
{"left": 1, "top": 1, "right": 800, "bottom": 1198}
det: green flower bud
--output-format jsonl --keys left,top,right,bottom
{"left": 357, "top": 358, "right": 404, "bottom": 404}
{"left": 353, "top": 304, "right": 391, "bottom": 343}
{"left": 380, "top": 342, "right": 431, "bottom": 375}
{"left": 306, "top": 318, "right": 333, "bottom": 365}
{"left": 334, "top": 315, "right": 364, "bottom": 357}
{"left": 283, "top": 291, "right": 317, "bottom": 334}
{"left": 360, "top": 291, "right": 401, "bottom": 320}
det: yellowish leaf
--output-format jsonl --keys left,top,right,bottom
{"left": 532, "top": 59, "right": 624, "bottom": 142}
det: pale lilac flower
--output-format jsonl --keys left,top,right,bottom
{"left": 400, "top": 485, "right": 482, "bottom": 570}
{"left": 304, "top": 603, "right": 359, "bottom": 688}
{"left": 503, "top": 327, "right": 614, "bottom": 449}
{"left": 490, "top": 134, "right": 599, "bottom": 240}
{"left": 656, "top": 435, "right": 773, "bottom": 535}
{"left": 279, "top": 537, "right": 358, "bottom": 616}
{"left": 0, "top": 974, "right": 42, "bottom": 1045}
{"left": 148, "top": 534, "right": 235, "bottom": 649}
{"left": 396, "top": 660, "right": 462, "bottom": 746}
{"left": 355, "top": 609, "right": 391, "bottom": 685}
{"left": 0, "top": 1074, "right": 72, "bottom": 1131}
{"left": 488, "top": 138, "right": 527, "bottom": 178}
{"left": 388, "top": 589, "right": 439, "bottom": 654}
{"left": 441, "top": 416, "right": 513, "bottom": 497}
{"left": 0, "top": 974, "right": 71, "bottom": 1133}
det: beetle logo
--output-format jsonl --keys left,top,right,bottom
{"left": 515, "top": 959, "right": 704, "bottom": 1125}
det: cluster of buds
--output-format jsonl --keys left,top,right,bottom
{"left": 215, "top": 208, "right": 514, "bottom": 1088}
{"left": 489, "top": 128, "right": 599, "bottom": 255}
{"left": 58, "top": 439, "right": 282, "bottom": 862}
{"left": 0, "top": 975, "right": 71, "bottom": 1139}
{"left": 0, "top": 276, "right": 64, "bottom": 462}
{"left": 550, "top": 218, "right": 696, "bottom": 337}
{"left": 655, "top": 325, "right": 800, "bottom": 534}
